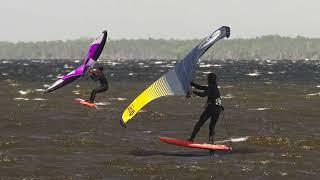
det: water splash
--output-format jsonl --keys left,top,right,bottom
{"left": 216, "top": 136, "right": 249, "bottom": 143}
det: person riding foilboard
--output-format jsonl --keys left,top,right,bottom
{"left": 87, "top": 66, "right": 108, "bottom": 103}
{"left": 188, "top": 73, "right": 224, "bottom": 144}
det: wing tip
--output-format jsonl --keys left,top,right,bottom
{"left": 44, "top": 88, "right": 52, "bottom": 94}
{"left": 120, "top": 119, "right": 127, "bottom": 128}
{"left": 225, "top": 26, "right": 230, "bottom": 38}
{"left": 222, "top": 26, "right": 231, "bottom": 38}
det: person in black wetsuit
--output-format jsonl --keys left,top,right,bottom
{"left": 188, "top": 73, "right": 224, "bottom": 143}
{"left": 88, "top": 66, "right": 108, "bottom": 103}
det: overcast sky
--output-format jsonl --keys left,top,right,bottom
{"left": 1, "top": 0, "right": 319, "bottom": 42}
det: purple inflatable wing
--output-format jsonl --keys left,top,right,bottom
{"left": 45, "top": 30, "right": 107, "bottom": 93}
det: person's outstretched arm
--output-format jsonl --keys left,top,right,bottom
{"left": 193, "top": 90, "right": 207, "bottom": 97}
{"left": 89, "top": 70, "right": 99, "bottom": 81}
{"left": 191, "top": 82, "right": 207, "bottom": 90}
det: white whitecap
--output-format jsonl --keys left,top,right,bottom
{"left": 95, "top": 102, "right": 111, "bottom": 106}
{"left": 316, "top": 85, "right": 320, "bottom": 88}
{"left": 280, "top": 172, "right": 288, "bottom": 176}
{"left": 2, "top": 73, "right": 8, "bottom": 76}
{"left": 199, "top": 64, "right": 212, "bottom": 68}
{"left": 154, "top": 61, "right": 163, "bottom": 64}
{"left": 128, "top": 73, "right": 134, "bottom": 76}
{"left": 109, "top": 97, "right": 127, "bottom": 101}
{"left": 267, "top": 72, "right": 274, "bottom": 74}
{"left": 9, "top": 83, "right": 19, "bottom": 86}
{"left": 117, "top": 98, "right": 127, "bottom": 101}
{"left": 43, "top": 84, "right": 50, "bottom": 88}
{"left": 72, "top": 90, "right": 80, "bottom": 95}
{"left": 18, "top": 90, "right": 31, "bottom": 95}
{"left": 34, "top": 89, "right": 45, "bottom": 92}
{"left": 306, "top": 92, "right": 320, "bottom": 96}
{"left": 246, "top": 72, "right": 260, "bottom": 77}
{"left": 222, "top": 94, "right": 234, "bottom": 99}
{"left": 221, "top": 85, "right": 234, "bottom": 88}
{"left": 249, "top": 108, "right": 270, "bottom": 111}
{"left": 109, "top": 62, "right": 120, "bottom": 66}
{"left": 14, "top": 97, "right": 30, "bottom": 101}
{"left": 32, "top": 98, "right": 46, "bottom": 101}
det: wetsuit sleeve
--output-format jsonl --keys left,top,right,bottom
{"left": 90, "top": 72, "right": 99, "bottom": 81}
{"left": 193, "top": 90, "right": 207, "bottom": 97}
{"left": 191, "top": 82, "right": 207, "bottom": 90}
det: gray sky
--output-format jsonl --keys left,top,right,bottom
{"left": 1, "top": 0, "right": 319, "bottom": 42}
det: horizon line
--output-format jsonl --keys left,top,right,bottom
{"left": 1, "top": 34, "right": 319, "bottom": 43}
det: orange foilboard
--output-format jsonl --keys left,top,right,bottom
{"left": 160, "top": 137, "right": 232, "bottom": 151}
{"left": 74, "top": 98, "right": 97, "bottom": 108}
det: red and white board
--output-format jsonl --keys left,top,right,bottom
{"left": 160, "top": 137, "right": 232, "bottom": 151}
{"left": 74, "top": 98, "right": 97, "bottom": 108}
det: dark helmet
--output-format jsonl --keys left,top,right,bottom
{"left": 97, "top": 66, "right": 104, "bottom": 71}
{"left": 207, "top": 73, "right": 217, "bottom": 84}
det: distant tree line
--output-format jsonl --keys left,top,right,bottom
{"left": 0, "top": 35, "right": 319, "bottom": 60}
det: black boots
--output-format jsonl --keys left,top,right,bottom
{"left": 187, "top": 137, "right": 194, "bottom": 142}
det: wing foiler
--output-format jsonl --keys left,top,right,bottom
{"left": 121, "top": 26, "right": 230, "bottom": 127}
{"left": 45, "top": 30, "right": 108, "bottom": 93}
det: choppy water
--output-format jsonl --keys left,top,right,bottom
{"left": 0, "top": 59, "right": 319, "bottom": 179}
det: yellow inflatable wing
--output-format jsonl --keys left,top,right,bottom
{"left": 121, "top": 71, "right": 183, "bottom": 127}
